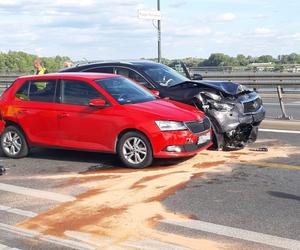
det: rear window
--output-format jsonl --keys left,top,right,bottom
{"left": 15, "top": 80, "right": 57, "bottom": 103}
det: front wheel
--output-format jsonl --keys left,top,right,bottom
{"left": 118, "top": 131, "right": 153, "bottom": 168}
{"left": 1, "top": 126, "right": 29, "bottom": 158}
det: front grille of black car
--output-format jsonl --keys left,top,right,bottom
{"left": 243, "top": 98, "right": 262, "bottom": 114}
{"left": 184, "top": 117, "right": 211, "bottom": 134}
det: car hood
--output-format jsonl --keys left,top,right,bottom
{"left": 193, "top": 80, "right": 248, "bottom": 96}
{"left": 125, "top": 99, "right": 205, "bottom": 122}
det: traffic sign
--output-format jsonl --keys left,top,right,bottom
{"left": 138, "top": 9, "right": 161, "bottom": 20}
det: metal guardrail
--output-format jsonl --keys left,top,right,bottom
{"left": 0, "top": 74, "right": 23, "bottom": 90}
{"left": 189, "top": 69, "right": 300, "bottom": 88}
{"left": 2, "top": 72, "right": 300, "bottom": 89}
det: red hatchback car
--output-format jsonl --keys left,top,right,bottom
{"left": 0, "top": 73, "right": 212, "bottom": 168}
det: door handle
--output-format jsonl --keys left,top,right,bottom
{"left": 57, "top": 112, "right": 70, "bottom": 119}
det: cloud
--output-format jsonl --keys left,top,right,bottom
{"left": 291, "top": 33, "right": 300, "bottom": 41}
{"left": 254, "top": 27, "right": 274, "bottom": 37}
{"left": 169, "top": 1, "right": 187, "bottom": 8}
{"left": 0, "top": 0, "right": 300, "bottom": 60}
{"left": 214, "top": 12, "right": 236, "bottom": 22}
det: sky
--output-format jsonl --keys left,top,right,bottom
{"left": 0, "top": 0, "right": 299, "bottom": 61}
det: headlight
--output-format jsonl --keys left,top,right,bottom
{"left": 155, "top": 121, "right": 187, "bottom": 131}
{"left": 210, "top": 101, "right": 234, "bottom": 111}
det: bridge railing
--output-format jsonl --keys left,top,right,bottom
{"left": 1, "top": 71, "right": 300, "bottom": 90}
{"left": 189, "top": 69, "right": 300, "bottom": 89}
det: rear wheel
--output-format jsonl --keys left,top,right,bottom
{"left": 118, "top": 131, "right": 153, "bottom": 168}
{"left": 1, "top": 126, "right": 29, "bottom": 158}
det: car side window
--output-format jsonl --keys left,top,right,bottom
{"left": 15, "top": 80, "right": 57, "bottom": 103}
{"left": 15, "top": 81, "right": 30, "bottom": 100}
{"left": 84, "top": 67, "right": 114, "bottom": 73}
{"left": 61, "top": 79, "right": 102, "bottom": 105}
{"left": 116, "top": 67, "right": 155, "bottom": 90}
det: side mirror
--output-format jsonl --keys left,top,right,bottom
{"left": 150, "top": 90, "right": 160, "bottom": 96}
{"left": 192, "top": 74, "right": 203, "bottom": 80}
{"left": 88, "top": 99, "right": 108, "bottom": 108}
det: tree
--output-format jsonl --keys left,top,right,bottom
{"left": 256, "top": 55, "right": 276, "bottom": 63}
{"left": 201, "top": 53, "right": 233, "bottom": 66}
{"left": 0, "top": 51, "right": 70, "bottom": 73}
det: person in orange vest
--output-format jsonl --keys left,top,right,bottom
{"left": 33, "top": 58, "right": 47, "bottom": 75}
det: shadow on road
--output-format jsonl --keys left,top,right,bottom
{"left": 0, "top": 147, "right": 194, "bottom": 171}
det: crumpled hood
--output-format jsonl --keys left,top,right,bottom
{"left": 125, "top": 99, "right": 205, "bottom": 122}
{"left": 193, "top": 80, "right": 247, "bottom": 96}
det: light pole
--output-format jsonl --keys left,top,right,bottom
{"left": 157, "top": 0, "right": 161, "bottom": 63}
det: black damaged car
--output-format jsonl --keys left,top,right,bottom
{"left": 61, "top": 60, "right": 265, "bottom": 150}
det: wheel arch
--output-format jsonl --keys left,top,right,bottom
{"left": 3, "top": 119, "right": 30, "bottom": 145}
{"left": 114, "top": 128, "right": 153, "bottom": 153}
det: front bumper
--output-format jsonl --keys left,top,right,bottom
{"left": 152, "top": 129, "right": 212, "bottom": 158}
{"left": 208, "top": 105, "right": 265, "bottom": 149}
{"left": 211, "top": 106, "right": 266, "bottom": 134}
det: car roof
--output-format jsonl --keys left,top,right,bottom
{"left": 18, "top": 72, "right": 118, "bottom": 81}
{"left": 61, "top": 60, "right": 161, "bottom": 72}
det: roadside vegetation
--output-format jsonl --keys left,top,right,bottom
{"left": 0, "top": 51, "right": 70, "bottom": 73}
{"left": 1, "top": 51, "right": 300, "bottom": 73}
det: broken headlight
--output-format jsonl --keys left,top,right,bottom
{"left": 209, "top": 101, "right": 234, "bottom": 111}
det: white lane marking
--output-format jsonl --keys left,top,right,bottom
{"left": 259, "top": 128, "right": 300, "bottom": 134}
{"left": 263, "top": 102, "right": 300, "bottom": 106}
{"left": 0, "top": 205, "right": 37, "bottom": 218}
{"left": 0, "top": 223, "right": 95, "bottom": 250}
{"left": 0, "top": 243, "right": 21, "bottom": 250}
{"left": 66, "top": 230, "right": 189, "bottom": 250}
{"left": 65, "top": 231, "right": 113, "bottom": 248}
{"left": 0, "top": 183, "right": 75, "bottom": 202}
{"left": 123, "top": 239, "right": 189, "bottom": 250}
{"left": 163, "top": 219, "right": 300, "bottom": 250}
{"left": 0, "top": 223, "right": 39, "bottom": 238}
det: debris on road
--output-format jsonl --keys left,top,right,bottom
{"left": 0, "top": 166, "right": 6, "bottom": 175}
{"left": 249, "top": 147, "right": 269, "bottom": 152}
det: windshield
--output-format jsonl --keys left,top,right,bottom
{"left": 95, "top": 77, "right": 156, "bottom": 105}
{"left": 140, "top": 64, "right": 189, "bottom": 87}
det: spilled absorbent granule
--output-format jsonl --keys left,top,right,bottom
{"left": 17, "top": 144, "right": 299, "bottom": 249}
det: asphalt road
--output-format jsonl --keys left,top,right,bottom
{"left": 161, "top": 130, "right": 300, "bottom": 249}
{"left": 0, "top": 126, "right": 299, "bottom": 250}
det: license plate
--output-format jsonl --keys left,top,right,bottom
{"left": 197, "top": 132, "right": 211, "bottom": 145}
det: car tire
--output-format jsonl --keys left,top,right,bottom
{"left": 118, "top": 131, "right": 153, "bottom": 168}
{"left": 1, "top": 125, "right": 29, "bottom": 158}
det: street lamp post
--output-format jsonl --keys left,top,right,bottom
{"left": 157, "top": 0, "right": 161, "bottom": 63}
{"left": 137, "top": 2, "right": 162, "bottom": 62}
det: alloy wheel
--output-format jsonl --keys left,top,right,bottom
{"left": 122, "top": 137, "right": 147, "bottom": 164}
{"left": 2, "top": 131, "right": 22, "bottom": 156}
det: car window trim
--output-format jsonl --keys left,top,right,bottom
{"left": 59, "top": 79, "right": 110, "bottom": 107}
{"left": 82, "top": 66, "right": 114, "bottom": 74}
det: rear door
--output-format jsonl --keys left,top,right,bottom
{"left": 14, "top": 79, "right": 60, "bottom": 146}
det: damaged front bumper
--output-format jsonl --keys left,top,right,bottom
{"left": 209, "top": 105, "right": 266, "bottom": 149}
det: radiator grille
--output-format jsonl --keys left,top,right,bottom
{"left": 185, "top": 117, "right": 211, "bottom": 134}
